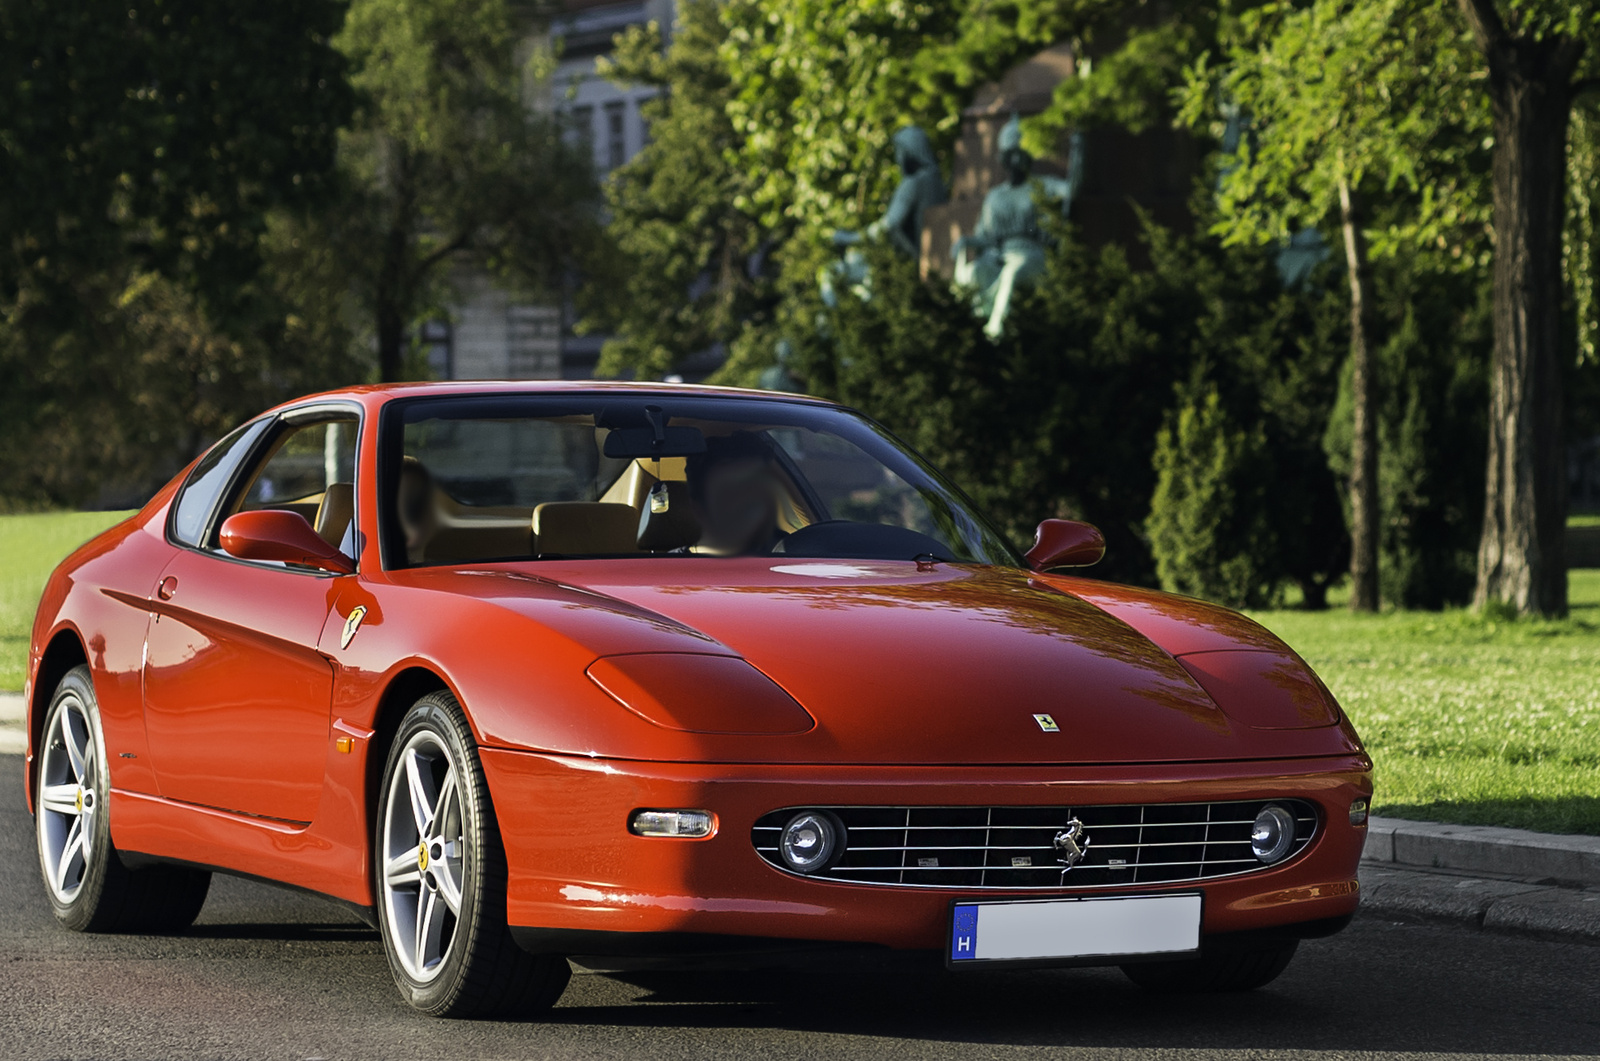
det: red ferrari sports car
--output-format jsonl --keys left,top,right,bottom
{"left": 26, "top": 381, "right": 1370, "bottom": 1017}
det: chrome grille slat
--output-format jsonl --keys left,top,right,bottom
{"left": 751, "top": 799, "right": 1319, "bottom": 890}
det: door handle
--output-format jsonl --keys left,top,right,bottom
{"left": 157, "top": 576, "right": 178, "bottom": 601}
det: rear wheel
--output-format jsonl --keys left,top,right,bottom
{"left": 376, "top": 690, "right": 571, "bottom": 1018}
{"left": 1121, "top": 940, "right": 1298, "bottom": 992}
{"left": 35, "top": 665, "right": 211, "bottom": 933}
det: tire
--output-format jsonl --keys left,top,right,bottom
{"left": 35, "top": 665, "right": 211, "bottom": 933}
{"left": 1121, "top": 940, "right": 1299, "bottom": 993}
{"left": 375, "top": 690, "right": 571, "bottom": 1018}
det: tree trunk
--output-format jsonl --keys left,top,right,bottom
{"left": 1338, "top": 175, "right": 1380, "bottom": 613}
{"left": 376, "top": 300, "right": 405, "bottom": 384}
{"left": 1469, "top": 29, "right": 1579, "bottom": 618}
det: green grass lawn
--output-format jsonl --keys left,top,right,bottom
{"left": 0, "top": 510, "right": 133, "bottom": 692}
{"left": 1253, "top": 568, "right": 1600, "bottom": 837}
{"left": 2, "top": 509, "right": 1599, "bottom": 835}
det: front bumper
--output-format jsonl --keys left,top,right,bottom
{"left": 481, "top": 749, "right": 1370, "bottom": 955}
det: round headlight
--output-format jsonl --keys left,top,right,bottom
{"left": 779, "top": 811, "right": 842, "bottom": 874}
{"left": 1251, "top": 803, "right": 1297, "bottom": 864}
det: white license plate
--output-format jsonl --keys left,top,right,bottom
{"left": 948, "top": 893, "right": 1202, "bottom": 966}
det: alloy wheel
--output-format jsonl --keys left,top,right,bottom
{"left": 36, "top": 692, "right": 97, "bottom": 904}
{"left": 380, "top": 731, "right": 466, "bottom": 982}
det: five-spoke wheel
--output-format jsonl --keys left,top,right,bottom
{"left": 375, "top": 691, "right": 570, "bottom": 1017}
{"left": 36, "top": 681, "right": 98, "bottom": 904}
{"left": 381, "top": 731, "right": 467, "bottom": 981}
{"left": 34, "top": 665, "right": 211, "bottom": 933}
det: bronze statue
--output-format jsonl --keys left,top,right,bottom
{"left": 953, "top": 115, "right": 1084, "bottom": 339}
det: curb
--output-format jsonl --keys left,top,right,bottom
{"left": 0, "top": 692, "right": 24, "bottom": 757}
{"left": 1359, "top": 816, "right": 1600, "bottom": 943}
{"left": 1364, "top": 815, "right": 1600, "bottom": 886}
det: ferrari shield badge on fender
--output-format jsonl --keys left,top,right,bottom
{"left": 1033, "top": 713, "right": 1059, "bottom": 732}
{"left": 340, "top": 605, "right": 367, "bottom": 650}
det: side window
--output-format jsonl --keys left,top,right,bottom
{"left": 219, "top": 416, "right": 360, "bottom": 557}
{"left": 169, "top": 419, "right": 272, "bottom": 548}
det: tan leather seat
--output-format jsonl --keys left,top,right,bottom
{"left": 533, "top": 502, "right": 639, "bottom": 556}
{"left": 636, "top": 481, "right": 701, "bottom": 552}
{"left": 314, "top": 483, "right": 355, "bottom": 547}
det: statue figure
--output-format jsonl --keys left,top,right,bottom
{"left": 820, "top": 126, "right": 948, "bottom": 309}
{"left": 832, "top": 126, "right": 948, "bottom": 257}
{"left": 954, "top": 115, "right": 1084, "bottom": 340}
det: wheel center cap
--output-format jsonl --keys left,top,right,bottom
{"left": 74, "top": 788, "right": 84, "bottom": 813}
{"left": 417, "top": 842, "right": 429, "bottom": 872}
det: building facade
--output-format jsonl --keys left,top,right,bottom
{"left": 437, "top": 0, "right": 673, "bottom": 383}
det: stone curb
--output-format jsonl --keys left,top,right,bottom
{"left": 1363, "top": 814, "right": 1600, "bottom": 886}
{"left": 0, "top": 692, "right": 24, "bottom": 757}
{"left": 1359, "top": 865, "right": 1600, "bottom": 943}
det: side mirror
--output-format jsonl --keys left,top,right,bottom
{"left": 1026, "top": 519, "right": 1105, "bottom": 571}
{"left": 219, "top": 510, "right": 355, "bottom": 576}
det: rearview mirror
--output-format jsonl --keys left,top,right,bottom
{"left": 219, "top": 510, "right": 355, "bottom": 576}
{"left": 1026, "top": 519, "right": 1105, "bottom": 571}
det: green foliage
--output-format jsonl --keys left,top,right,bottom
{"left": 1323, "top": 258, "right": 1491, "bottom": 608}
{"left": 0, "top": 1, "right": 360, "bottom": 508}
{"left": 1183, "top": 0, "right": 1491, "bottom": 261}
{"left": 1147, "top": 384, "right": 1279, "bottom": 608}
{"left": 325, "top": 0, "right": 602, "bottom": 379}
{"left": 586, "top": 1, "right": 779, "bottom": 379}
{"left": 0, "top": 0, "right": 351, "bottom": 303}
{"left": 798, "top": 214, "right": 1349, "bottom": 594}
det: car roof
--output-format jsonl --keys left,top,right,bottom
{"left": 269, "top": 379, "right": 837, "bottom": 417}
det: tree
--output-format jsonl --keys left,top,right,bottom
{"left": 1453, "top": 0, "right": 1600, "bottom": 617}
{"left": 584, "top": 0, "right": 779, "bottom": 379}
{"left": 1181, "top": 0, "right": 1491, "bottom": 611}
{"left": 1147, "top": 384, "right": 1278, "bottom": 609}
{"left": 329, "top": 0, "right": 602, "bottom": 381}
{"left": 0, "top": 1, "right": 358, "bottom": 507}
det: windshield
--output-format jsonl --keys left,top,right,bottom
{"left": 380, "top": 394, "right": 1020, "bottom": 569}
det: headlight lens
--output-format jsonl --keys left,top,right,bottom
{"left": 1349, "top": 798, "right": 1369, "bottom": 826}
{"left": 779, "top": 811, "right": 842, "bottom": 874}
{"left": 1251, "top": 803, "right": 1298, "bottom": 863}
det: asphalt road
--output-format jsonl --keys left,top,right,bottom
{"left": 3, "top": 760, "right": 1598, "bottom": 1061}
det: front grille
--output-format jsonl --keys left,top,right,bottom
{"left": 752, "top": 800, "right": 1317, "bottom": 889}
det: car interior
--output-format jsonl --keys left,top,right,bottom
{"left": 410, "top": 451, "right": 818, "bottom": 565}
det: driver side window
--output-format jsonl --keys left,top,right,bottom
{"left": 218, "top": 416, "right": 360, "bottom": 559}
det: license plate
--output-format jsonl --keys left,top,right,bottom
{"left": 948, "top": 893, "right": 1202, "bottom": 966}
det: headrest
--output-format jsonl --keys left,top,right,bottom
{"left": 534, "top": 502, "right": 639, "bottom": 557}
{"left": 636, "top": 481, "right": 702, "bottom": 552}
{"left": 314, "top": 483, "right": 356, "bottom": 547}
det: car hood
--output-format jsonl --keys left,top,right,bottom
{"left": 511, "top": 558, "right": 1352, "bottom": 765}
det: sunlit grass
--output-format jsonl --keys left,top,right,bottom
{"left": 1253, "top": 568, "right": 1600, "bottom": 836}
{"left": 0, "top": 510, "right": 134, "bottom": 693}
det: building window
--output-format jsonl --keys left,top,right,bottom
{"left": 569, "top": 104, "right": 594, "bottom": 151}
{"left": 420, "top": 319, "right": 453, "bottom": 380}
{"left": 605, "top": 101, "right": 627, "bottom": 171}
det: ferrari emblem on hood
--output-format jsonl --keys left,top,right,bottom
{"left": 1033, "top": 713, "right": 1059, "bottom": 732}
{"left": 340, "top": 606, "right": 367, "bottom": 650}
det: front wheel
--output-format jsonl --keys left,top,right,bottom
{"left": 1121, "top": 940, "right": 1298, "bottom": 992}
{"left": 376, "top": 690, "right": 570, "bottom": 1018}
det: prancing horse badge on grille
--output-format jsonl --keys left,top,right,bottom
{"left": 1053, "top": 818, "right": 1090, "bottom": 870}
